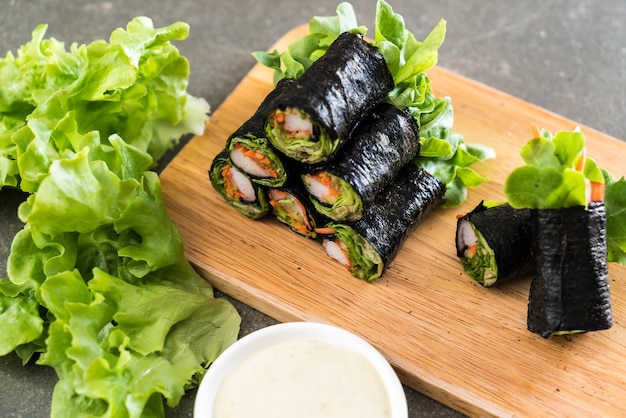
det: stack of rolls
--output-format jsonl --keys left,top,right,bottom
{"left": 210, "top": 32, "right": 446, "bottom": 282}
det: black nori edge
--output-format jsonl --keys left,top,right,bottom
{"left": 226, "top": 78, "right": 296, "bottom": 186}
{"left": 227, "top": 77, "right": 296, "bottom": 147}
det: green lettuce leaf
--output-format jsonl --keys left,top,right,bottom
{"left": 36, "top": 266, "right": 239, "bottom": 418}
{"left": 0, "top": 17, "right": 240, "bottom": 418}
{"left": 252, "top": 0, "right": 494, "bottom": 207}
{"left": 604, "top": 171, "right": 626, "bottom": 265}
{"left": 0, "top": 17, "right": 210, "bottom": 192}
{"left": 504, "top": 129, "right": 603, "bottom": 209}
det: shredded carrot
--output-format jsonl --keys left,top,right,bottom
{"left": 465, "top": 244, "right": 477, "bottom": 258}
{"left": 315, "top": 227, "right": 337, "bottom": 235}
{"left": 590, "top": 181, "right": 605, "bottom": 202}
{"left": 269, "top": 190, "right": 313, "bottom": 234}
{"left": 575, "top": 147, "right": 587, "bottom": 172}
{"left": 234, "top": 143, "right": 278, "bottom": 178}
{"left": 456, "top": 213, "right": 465, "bottom": 219}
{"left": 314, "top": 172, "right": 341, "bottom": 200}
{"left": 291, "top": 220, "right": 310, "bottom": 235}
{"left": 220, "top": 166, "right": 241, "bottom": 200}
{"left": 530, "top": 124, "right": 541, "bottom": 139}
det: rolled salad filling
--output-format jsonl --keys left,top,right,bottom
{"left": 268, "top": 189, "right": 316, "bottom": 238}
{"left": 209, "top": 151, "right": 269, "bottom": 219}
{"left": 302, "top": 171, "right": 363, "bottom": 221}
{"left": 221, "top": 165, "right": 257, "bottom": 203}
{"left": 266, "top": 107, "right": 338, "bottom": 164}
{"left": 229, "top": 140, "right": 280, "bottom": 180}
{"left": 321, "top": 224, "right": 384, "bottom": 282}
{"left": 456, "top": 220, "right": 498, "bottom": 287}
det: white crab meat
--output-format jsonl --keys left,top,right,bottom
{"left": 303, "top": 173, "right": 333, "bottom": 203}
{"left": 456, "top": 219, "right": 477, "bottom": 258}
{"left": 229, "top": 166, "right": 256, "bottom": 202}
{"left": 283, "top": 111, "right": 312, "bottom": 135}
{"left": 322, "top": 238, "right": 351, "bottom": 268}
{"left": 229, "top": 148, "right": 271, "bottom": 178}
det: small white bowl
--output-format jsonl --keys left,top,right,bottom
{"left": 194, "top": 321, "right": 407, "bottom": 418}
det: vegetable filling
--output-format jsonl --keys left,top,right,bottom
{"left": 221, "top": 165, "right": 257, "bottom": 203}
{"left": 229, "top": 142, "right": 278, "bottom": 179}
{"left": 457, "top": 221, "right": 498, "bottom": 286}
{"left": 302, "top": 171, "right": 363, "bottom": 221}
{"left": 322, "top": 224, "right": 384, "bottom": 282}
{"left": 266, "top": 107, "right": 338, "bottom": 164}
{"left": 269, "top": 189, "right": 315, "bottom": 236}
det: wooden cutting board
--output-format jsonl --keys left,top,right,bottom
{"left": 160, "top": 25, "right": 626, "bottom": 417}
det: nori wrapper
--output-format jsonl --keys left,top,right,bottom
{"left": 304, "top": 103, "right": 421, "bottom": 222}
{"left": 528, "top": 201, "right": 612, "bottom": 338}
{"left": 266, "top": 31, "right": 394, "bottom": 164}
{"left": 227, "top": 78, "right": 296, "bottom": 187}
{"left": 325, "top": 164, "right": 446, "bottom": 281}
{"left": 209, "top": 149, "right": 270, "bottom": 219}
{"left": 456, "top": 202, "right": 532, "bottom": 286}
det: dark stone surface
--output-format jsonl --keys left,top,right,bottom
{"left": 1, "top": 1, "right": 624, "bottom": 417}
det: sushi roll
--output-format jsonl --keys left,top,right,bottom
{"left": 265, "top": 31, "right": 394, "bottom": 164}
{"left": 227, "top": 78, "right": 295, "bottom": 187}
{"left": 321, "top": 164, "right": 446, "bottom": 282}
{"left": 456, "top": 201, "right": 532, "bottom": 287}
{"left": 302, "top": 103, "right": 421, "bottom": 222}
{"left": 268, "top": 178, "right": 326, "bottom": 239}
{"left": 528, "top": 202, "right": 612, "bottom": 338}
{"left": 209, "top": 149, "right": 270, "bottom": 219}
{"left": 504, "top": 128, "right": 612, "bottom": 338}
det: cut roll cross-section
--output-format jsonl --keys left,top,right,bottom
{"left": 209, "top": 149, "right": 269, "bottom": 219}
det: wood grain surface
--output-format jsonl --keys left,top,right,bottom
{"left": 160, "top": 25, "right": 626, "bottom": 417}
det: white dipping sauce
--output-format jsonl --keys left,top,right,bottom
{"left": 212, "top": 338, "right": 391, "bottom": 418}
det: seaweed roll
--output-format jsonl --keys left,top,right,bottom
{"left": 528, "top": 202, "right": 612, "bottom": 338}
{"left": 209, "top": 149, "right": 270, "bottom": 219}
{"left": 456, "top": 201, "right": 532, "bottom": 286}
{"left": 265, "top": 31, "right": 394, "bottom": 164}
{"left": 504, "top": 128, "right": 612, "bottom": 338}
{"left": 268, "top": 179, "right": 325, "bottom": 239}
{"left": 227, "top": 78, "right": 295, "bottom": 187}
{"left": 302, "top": 103, "right": 421, "bottom": 222}
{"left": 321, "top": 164, "right": 446, "bottom": 282}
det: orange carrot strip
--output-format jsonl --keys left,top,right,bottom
{"left": 315, "top": 227, "right": 337, "bottom": 235}
{"left": 576, "top": 147, "right": 587, "bottom": 171}
{"left": 220, "top": 166, "right": 241, "bottom": 200}
{"left": 530, "top": 124, "right": 541, "bottom": 139}
{"left": 590, "top": 181, "right": 605, "bottom": 202}
{"left": 314, "top": 172, "right": 341, "bottom": 199}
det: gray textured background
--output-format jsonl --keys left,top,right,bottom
{"left": 1, "top": 1, "right": 624, "bottom": 417}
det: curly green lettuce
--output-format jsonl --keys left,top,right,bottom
{"left": 252, "top": 0, "right": 494, "bottom": 207}
{"left": 504, "top": 128, "right": 626, "bottom": 267}
{"left": 0, "top": 17, "right": 240, "bottom": 418}
{"left": 1, "top": 16, "right": 210, "bottom": 193}
{"left": 504, "top": 129, "right": 604, "bottom": 209}
{"left": 604, "top": 171, "right": 626, "bottom": 265}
